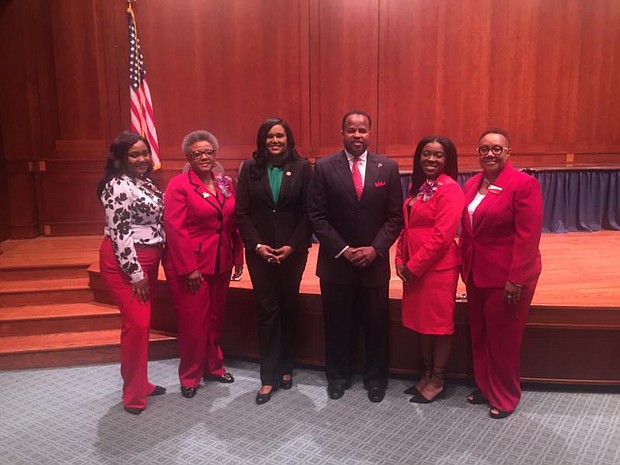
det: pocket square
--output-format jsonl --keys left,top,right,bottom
{"left": 374, "top": 181, "right": 386, "bottom": 188}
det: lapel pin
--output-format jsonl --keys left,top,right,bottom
{"left": 488, "top": 185, "right": 502, "bottom": 195}
{"left": 286, "top": 171, "right": 292, "bottom": 176}
{"left": 202, "top": 192, "right": 210, "bottom": 198}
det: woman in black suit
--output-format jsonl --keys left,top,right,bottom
{"left": 235, "top": 118, "right": 313, "bottom": 405}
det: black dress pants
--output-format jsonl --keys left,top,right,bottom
{"left": 320, "top": 278, "right": 389, "bottom": 389}
{"left": 246, "top": 249, "right": 308, "bottom": 385}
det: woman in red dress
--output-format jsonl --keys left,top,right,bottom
{"left": 395, "top": 136, "right": 464, "bottom": 403}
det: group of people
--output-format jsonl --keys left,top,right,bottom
{"left": 97, "top": 111, "right": 542, "bottom": 421}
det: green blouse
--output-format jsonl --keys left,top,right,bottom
{"left": 267, "top": 164, "right": 283, "bottom": 203}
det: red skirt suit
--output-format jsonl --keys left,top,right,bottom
{"left": 395, "top": 173, "right": 464, "bottom": 335}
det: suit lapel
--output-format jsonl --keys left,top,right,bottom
{"left": 472, "top": 164, "right": 514, "bottom": 232}
{"left": 188, "top": 170, "right": 223, "bottom": 215}
{"left": 275, "top": 161, "right": 293, "bottom": 207}
{"left": 260, "top": 167, "right": 276, "bottom": 208}
{"left": 334, "top": 151, "right": 359, "bottom": 202}
{"left": 364, "top": 153, "right": 381, "bottom": 199}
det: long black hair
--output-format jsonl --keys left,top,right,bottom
{"left": 249, "top": 118, "right": 302, "bottom": 180}
{"left": 409, "top": 135, "right": 459, "bottom": 197}
{"left": 96, "top": 130, "right": 152, "bottom": 197}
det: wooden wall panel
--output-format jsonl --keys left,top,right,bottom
{"left": 378, "top": 0, "right": 620, "bottom": 167}
{"left": 0, "top": 0, "right": 619, "bottom": 237}
{"left": 0, "top": 0, "right": 47, "bottom": 237}
{"left": 126, "top": 0, "right": 311, "bottom": 169}
{"left": 310, "top": 0, "right": 380, "bottom": 156}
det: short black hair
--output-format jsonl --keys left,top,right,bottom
{"left": 341, "top": 110, "right": 372, "bottom": 130}
{"left": 479, "top": 127, "right": 511, "bottom": 147}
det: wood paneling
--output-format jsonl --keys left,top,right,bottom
{"left": 0, "top": 0, "right": 619, "bottom": 236}
{"left": 311, "top": 0, "right": 380, "bottom": 156}
{"left": 127, "top": 0, "right": 311, "bottom": 162}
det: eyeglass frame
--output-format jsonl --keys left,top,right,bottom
{"left": 477, "top": 145, "right": 510, "bottom": 156}
{"left": 189, "top": 148, "right": 217, "bottom": 160}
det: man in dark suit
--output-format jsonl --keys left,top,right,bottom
{"left": 308, "top": 110, "right": 403, "bottom": 402}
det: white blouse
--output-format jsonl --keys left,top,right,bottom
{"left": 100, "top": 175, "right": 165, "bottom": 282}
{"left": 467, "top": 192, "right": 486, "bottom": 226}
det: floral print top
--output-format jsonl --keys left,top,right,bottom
{"left": 100, "top": 175, "right": 165, "bottom": 282}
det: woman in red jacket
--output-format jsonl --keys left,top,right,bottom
{"left": 163, "top": 130, "right": 243, "bottom": 399}
{"left": 459, "top": 128, "right": 542, "bottom": 419}
{"left": 396, "top": 136, "right": 464, "bottom": 403}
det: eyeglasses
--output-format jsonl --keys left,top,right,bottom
{"left": 477, "top": 145, "right": 509, "bottom": 156}
{"left": 189, "top": 149, "right": 216, "bottom": 160}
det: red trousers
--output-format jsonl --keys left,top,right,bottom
{"left": 466, "top": 279, "right": 537, "bottom": 412}
{"left": 99, "top": 237, "right": 163, "bottom": 409}
{"left": 165, "top": 269, "right": 231, "bottom": 387}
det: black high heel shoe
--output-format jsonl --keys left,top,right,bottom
{"left": 124, "top": 406, "right": 144, "bottom": 415}
{"left": 409, "top": 386, "right": 446, "bottom": 403}
{"left": 467, "top": 389, "right": 487, "bottom": 405}
{"left": 181, "top": 386, "right": 197, "bottom": 398}
{"left": 255, "top": 384, "right": 278, "bottom": 405}
{"left": 409, "top": 366, "right": 446, "bottom": 404}
{"left": 489, "top": 407, "right": 513, "bottom": 419}
{"left": 404, "top": 359, "right": 432, "bottom": 395}
{"left": 279, "top": 375, "right": 293, "bottom": 390}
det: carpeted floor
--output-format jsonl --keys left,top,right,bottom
{"left": 1, "top": 358, "right": 618, "bottom": 465}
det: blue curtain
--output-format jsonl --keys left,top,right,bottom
{"left": 528, "top": 169, "right": 620, "bottom": 232}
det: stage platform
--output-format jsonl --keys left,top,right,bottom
{"left": 1, "top": 232, "right": 619, "bottom": 385}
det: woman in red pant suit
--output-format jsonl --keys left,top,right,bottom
{"left": 459, "top": 128, "right": 543, "bottom": 419}
{"left": 97, "top": 131, "right": 166, "bottom": 415}
{"left": 164, "top": 130, "right": 243, "bottom": 398}
{"left": 395, "top": 136, "right": 464, "bottom": 404}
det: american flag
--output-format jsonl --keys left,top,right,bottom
{"left": 128, "top": 5, "right": 161, "bottom": 169}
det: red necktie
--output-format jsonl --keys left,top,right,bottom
{"left": 352, "top": 157, "right": 363, "bottom": 200}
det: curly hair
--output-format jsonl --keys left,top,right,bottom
{"left": 96, "top": 131, "right": 152, "bottom": 197}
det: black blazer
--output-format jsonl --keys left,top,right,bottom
{"left": 235, "top": 157, "right": 313, "bottom": 251}
{"left": 307, "top": 151, "right": 404, "bottom": 285}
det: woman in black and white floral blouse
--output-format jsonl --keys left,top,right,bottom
{"left": 96, "top": 130, "right": 166, "bottom": 415}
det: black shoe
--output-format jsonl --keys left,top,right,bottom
{"left": 148, "top": 385, "right": 166, "bottom": 396}
{"left": 327, "top": 384, "right": 347, "bottom": 400}
{"left": 489, "top": 407, "right": 513, "bottom": 419}
{"left": 255, "top": 385, "right": 278, "bottom": 405}
{"left": 467, "top": 389, "right": 487, "bottom": 405}
{"left": 203, "top": 372, "right": 235, "bottom": 383}
{"left": 279, "top": 377, "right": 293, "bottom": 390}
{"left": 367, "top": 386, "right": 386, "bottom": 403}
{"left": 410, "top": 386, "right": 446, "bottom": 404}
{"left": 403, "top": 384, "right": 420, "bottom": 396}
{"left": 181, "top": 386, "right": 197, "bottom": 398}
{"left": 124, "top": 406, "right": 144, "bottom": 415}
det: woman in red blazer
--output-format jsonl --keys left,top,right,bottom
{"left": 395, "top": 136, "right": 464, "bottom": 404}
{"left": 163, "top": 130, "right": 243, "bottom": 399}
{"left": 459, "top": 128, "right": 543, "bottom": 419}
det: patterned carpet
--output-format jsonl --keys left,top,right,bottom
{"left": 1, "top": 358, "right": 618, "bottom": 465}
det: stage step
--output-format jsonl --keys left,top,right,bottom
{"left": 0, "top": 302, "right": 121, "bottom": 337}
{"left": 0, "top": 329, "right": 178, "bottom": 370}
{"left": 0, "top": 264, "right": 90, "bottom": 281}
{"left": 0, "top": 277, "right": 93, "bottom": 306}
